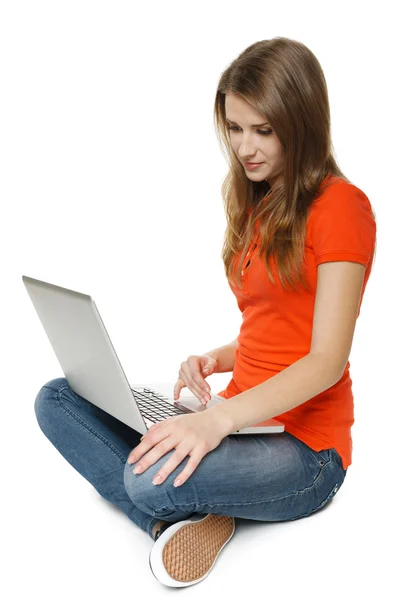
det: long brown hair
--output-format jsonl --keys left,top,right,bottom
{"left": 214, "top": 37, "right": 377, "bottom": 293}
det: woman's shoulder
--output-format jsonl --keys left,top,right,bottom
{"left": 311, "top": 175, "right": 371, "bottom": 211}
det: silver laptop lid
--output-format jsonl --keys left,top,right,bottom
{"left": 22, "top": 275, "right": 146, "bottom": 431}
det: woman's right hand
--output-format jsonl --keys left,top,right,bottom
{"left": 173, "top": 354, "right": 218, "bottom": 406}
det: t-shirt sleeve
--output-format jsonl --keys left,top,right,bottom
{"left": 310, "top": 183, "right": 376, "bottom": 266}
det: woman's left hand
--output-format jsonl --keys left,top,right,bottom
{"left": 127, "top": 408, "right": 233, "bottom": 487}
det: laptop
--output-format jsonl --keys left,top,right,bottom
{"left": 22, "top": 275, "right": 284, "bottom": 436}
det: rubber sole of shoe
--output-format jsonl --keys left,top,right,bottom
{"left": 149, "top": 514, "right": 235, "bottom": 587}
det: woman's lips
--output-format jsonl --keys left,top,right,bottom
{"left": 245, "top": 162, "right": 264, "bottom": 170}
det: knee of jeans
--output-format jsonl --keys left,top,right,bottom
{"left": 123, "top": 452, "right": 176, "bottom": 514}
{"left": 34, "top": 377, "right": 69, "bottom": 423}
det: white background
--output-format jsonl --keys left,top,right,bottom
{"left": 1, "top": 1, "right": 398, "bottom": 598}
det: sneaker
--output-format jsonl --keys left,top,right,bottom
{"left": 149, "top": 513, "right": 235, "bottom": 587}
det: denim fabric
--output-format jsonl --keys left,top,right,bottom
{"left": 34, "top": 377, "right": 347, "bottom": 540}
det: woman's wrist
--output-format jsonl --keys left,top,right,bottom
{"left": 204, "top": 339, "right": 237, "bottom": 374}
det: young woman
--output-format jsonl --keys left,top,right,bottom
{"left": 34, "top": 37, "right": 377, "bottom": 588}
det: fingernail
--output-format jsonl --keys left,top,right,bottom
{"left": 174, "top": 479, "right": 182, "bottom": 487}
{"left": 152, "top": 475, "right": 161, "bottom": 485}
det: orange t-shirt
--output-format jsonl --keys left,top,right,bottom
{"left": 217, "top": 176, "right": 377, "bottom": 470}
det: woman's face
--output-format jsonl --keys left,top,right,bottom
{"left": 225, "top": 92, "right": 284, "bottom": 187}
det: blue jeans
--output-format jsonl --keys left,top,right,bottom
{"left": 34, "top": 377, "right": 347, "bottom": 540}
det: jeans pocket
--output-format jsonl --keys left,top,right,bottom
{"left": 313, "top": 448, "right": 329, "bottom": 465}
{"left": 311, "top": 449, "right": 347, "bottom": 512}
{"left": 287, "top": 434, "right": 331, "bottom": 483}
{"left": 306, "top": 447, "right": 331, "bottom": 474}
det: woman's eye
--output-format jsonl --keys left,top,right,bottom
{"left": 227, "top": 125, "right": 273, "bottom": 136}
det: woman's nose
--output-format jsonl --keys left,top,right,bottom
{"left": 238, "top": 140, "right": 257, "bottom": 159}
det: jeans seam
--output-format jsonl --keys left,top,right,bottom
{"left": 153, "top": 474, "right": 330, "bottom": 514}
{"left": 311, "top": 459, "right": 332, "bottom": 486}
{"left": 48, "top": 384, "right": 127, "bottom": 465}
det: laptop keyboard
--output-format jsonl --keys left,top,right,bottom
{"left": 131, "top": 387, "right": 191, "bottom": 424}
